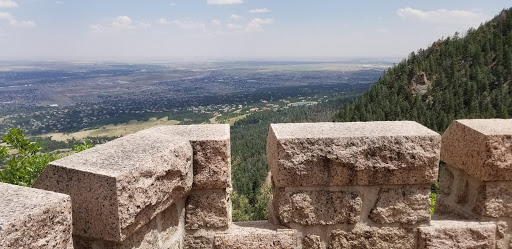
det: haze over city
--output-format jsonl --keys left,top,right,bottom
{"left": 1, "top": 0, "right": 511, "bottom": 59}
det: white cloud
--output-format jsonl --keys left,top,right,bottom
{"left": 111, "top": 16, "right": 132, "bottom": 27}
{"left": 0, "top": 0, "right": 18, "bottom": 8}
{"left": 230, "top": 14, "right": 242, "bottom": 19}
{"left": 55, "top": 1, "right": 64, "bottom": 4}
{"left": 171, "top": 20, "right": 206, "bottom": 30}
{"left": 169, "top": 3, "right": 176, "bottom": 6}
{"left": 377, "top": 28, "right": 389, "bottom": 33}
{"left": 156, "top": 18, "right": 206, "bottom": 31}
{"left": 397, "top": 7, "right": 489, "bottom": 26}
{"left": 207, "top": 0, "right": 242, "bottom": 5}
{"left": 246, "top": 18, "right": 272, "bottom": 32}
{"left": 156, "top": 18, "right": 169, "bottom": 24}
{"left": 0, "top": 11, "right": 13, "bottom": 19}
{"left": 228, "top": 18, "right": 273, "bottom": 33}
{"left": 249, "top": 8, "right": 270, "bottom": 13}
{"left": 0, "top": 11, "right": 35, "bottom": 27}
{"left": 90, "top": 16, "right": 149, "bottom": 32}
{"left": 211, "top": 19, "right": 221, "bottom": 26}
{"left": 227, "top": 23, "right": 243, "bottom": 30}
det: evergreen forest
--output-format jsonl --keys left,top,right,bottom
{"left": 335, "top": 8, "right": 512, "bottom": 132}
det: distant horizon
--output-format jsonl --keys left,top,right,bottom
{"left": 0, "top": 55, "right": 403, "bottom": 63}
{"left": 0, "top": 0, "right": 510, "bottom": 58}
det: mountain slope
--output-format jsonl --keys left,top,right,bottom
{"left": 335, "top": 8, "right": 512, "bottom": 132}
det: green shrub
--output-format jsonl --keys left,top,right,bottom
{"left": 0, "top": 128, "right": 59, "bottom": 186}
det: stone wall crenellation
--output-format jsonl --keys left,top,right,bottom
{"left": 1, "top": 119, "right": 511, "bottom": 249}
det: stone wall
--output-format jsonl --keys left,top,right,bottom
{"left": 2, "top": 120, "right": 512, "bottom": 248}
{"left": 267, "top": 121, "right": 440, "bottom": 249}
{"left": 435, "top": 119, "right": 512, "bottom": 249}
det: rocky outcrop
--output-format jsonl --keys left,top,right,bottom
{"left": 408, "top": 72, "right": 432, "bottom": 97}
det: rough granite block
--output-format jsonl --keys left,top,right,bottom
{"left": 184, "top": 234, "right": 214, "bottom": 249}
{"left": 329, "top": 226, "right": 416, "bottom": 249}
{"left": 417, "top": 219, "right": 496, "bottom": 249}
{"left": 275, "top": 189, "right": 362, "bottom": 226}
{"left": 73, "top": 202, "right": 184, "bottom": 249}
{"left": 185, "top": 190, "right": 231, "bottom": 230}
{"left": 302, "top": 234, "right": 326, "bottom": 249}
{"left": 0, "top": 182, "right": 72, "bottom": 249}
{"left": 438, "top": 165, "right": 454, "bottom": 194}
{"left": 267, "top": 121, "right": 440, "bottom": 187}
{"left": 146, "top": 124, "right": 231, "bottom": 189}
{"left": 441, "top": 119, "right": 512, "bottom": 181}
{"left": 33, "top": 131, "right": 193, "bottom": 242}
{"left": 475, "top": 182, "right": 512, "bottom": 218}
{"left": 369, "top": 185, "right": 431, "bottom": 225}
{"left": 213, "top": 221, "right": 298, "bottom": 249}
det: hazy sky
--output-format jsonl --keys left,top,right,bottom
{"left": 1, "top": 0, "right": 511, "bottom": 59}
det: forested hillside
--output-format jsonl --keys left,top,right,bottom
{"left": 335, "top": 8, "right": 512, "bottom": 132}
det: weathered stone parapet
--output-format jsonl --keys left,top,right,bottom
{"left": 273, "top": 189, "right": 363, "bottom": 226}
{"left": 369, "top": 185, "right": 431, "bottom": 225}
{"left": 267, "top": 121, "right": 441, "bottom": 187}
{"left": 0, "top": 182, "right": 73, "bottom": 249}
{"left": 33, "top": 131, "right": 194, "bottom": 242}
{"left": 213, "top": 221, "right": 299, "bottom": 249}
{"left": 268, "top": 121, "right": 440, "bottom": 249}
{"left": 329, "top": 226, "right": 417, "bottom": 249}
{"left": 441, "top": 119, "right": 512, "bottom": 181}
{"left": 73, "top": 200, "right": 186, "bottom": 249}
{"left": 185, "top": 189, "right": 232, "bottom": 230}
{"left": 9, "top": 120, "right": 512, "bottom": 248}
{"left": 437, "top": 119, "right": 512, "bottom": 249}
{"left": 184, "top": 221, "right": 299, "bottom": 249}
{"left": 437, "top": 120, "right": 512, "bottom": 219}
{"left": 145, "top": 124, "right": 231, "bottom": 190}
{"left": 145, "top": 125, "right": 234, "bottom": 241}
{"left": 417, "top": 218, "right": 496, "bottom": 249}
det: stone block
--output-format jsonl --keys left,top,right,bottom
{"left": 74, "top": 222, "right": 159, "bottom": 249}
{"left": 441, "top": 119, "right": 512, "bottom": 181}
{"left": 438, "top": 165, "right": 454, "bottom": 194}
{"left": 213, "top": 221, "right": 298, "bottom": 249}
{"left": 303, "top": 234, "right": 326, "bottom": 249}
{"left": 33, "top": 131, "right": 193, "bottom": 242}
{"left": 417, "top": 219, "right": 496, "bottom": 249}
{"left": 329, "top": 226, "right": 416, "bottom": 249}
{"left": 184, "top": 234, "right": 214, "bottom": 249}
{"left": 275, "top": 189, "right": 362, "bottom": 226}
{"left": 369, "top": 185, "right": 431, "bottom": 225}
{"left": 475, "top": 182, "right": 512, "bottom": 218}
{"left": 146, "top": 124, "right": 231, "bottom": 189}
{"left": 0, "top": 182, "right": 72, "bottom": 249}
{"left": 433, "top": 197, "right": 474, "bottom": 219}
{"left": 158, "top": 201, "right": 184, "bottom": 246}
{"left": 73, "top": 201, "right": 184, "bottom": 249}
{"left": 186, "top": 190, "right": 231, "bottom": 230}
{"left": 267, "top": 121, "right": 440, "bottom": 187}
{"left": 454, "top": 176, "right": 469, "bottom": 205}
